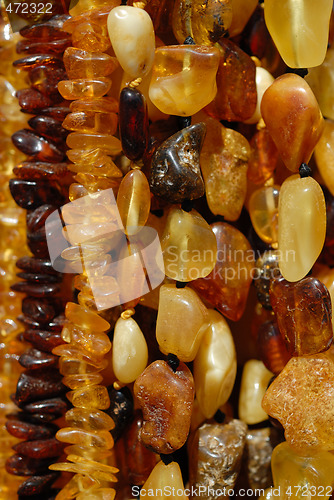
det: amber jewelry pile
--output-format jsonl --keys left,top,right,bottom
{"left": 3, "top": 0, "right": 334, "bottom": 499}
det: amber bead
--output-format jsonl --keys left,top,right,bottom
{"left": 247, "top": 128, "right": 278, "bottom": 185}
{"left": 192, "top": 222, "right": 254, "bottom": 321}
{"left": 16, "top": 89, "right": 52, "bottom": 113}
{"left": 315, "top": 119, "right": 334, "bottom": 196}
{"left": 15, "top": 369, "right": 65, "bottom": 405}
{"left": 20, "top": 15, "right": 71, "bottom": 40}
{"left": 270, "top": 276, "right": 332, "bottom": 356}
{"left": 23, "top": 330, "right": 62, "bottom": 353}
{"left": 118, "top": 87, "right": 149, "bottom": 161}
{"left": 58, "top": 78, "right": 112, "bottom": 100}
{"left": 150, "top": 123, "right": 205, "bottom": 203}
{"left": 9, "top": 180, "right": 62, "bottom": 210}
{"left": 29, "top": 66, "right": 67, "bottom": 98}
{"left": 38, "top": 105, "right": 70, "bottom": 121}
{"left": 134, "top": 360, "right": 195, "bottom": 454}
{"left": 70, "top": 96, "right": 118, "bottom": 114}
{"left": 17, "top": 38, "right": 71, "bottom": 55}
{"left": 22, "top": 397, "right": 68, "bottom": 417}
{"left": 13, "top": 54, "right": 63, "bottom": 71}
{"left": 28, "top": 116, "right": 68, "bottom": 142}
{"left": 63, "top": 47, "right": 118, "bottom": 79}
{"left": 141, "top": 461, "right": 187, "bottom": 500}
{"left": 19, "top": 348, "right": 58, "bottom": 370}
{"left": 239, "top": 360, "right": 272, "bottom": 425}
{"left": 246, "top": 428, "right": 281, "bottom": 491}
{"left": 306, "top": 48, "right": 334, "bottom": 121}
{"left": 66, "top": 132, "right": 121, "bottom": 154}
{"left": 257, "top": 321, "right": 291, "bottom": 375}
{"left": 6, "top": 418, "right": 57, "bottom": 440}
{"left": 261, "top": 74, "right": 324, "bottom": 173}
{"left": 12, "top": 129, "right": 65, "bottom": 162}
{"left": 205, "top": 39, "right": 256, "bottom": 122}
{"left": 249, "top": 185, "right": 279, "bottom": 244}
{"left": 62, "top": 110, "right": 118, "bottom": 136}
{"left": 6, "top": 454, "right": 54, "bottom": 476}
{"left": 17, "top": 256, "right": 59, "bottom": 276}
{"left": 13, "top": 437, "right": 64, "bottom": 459}
{"left": 17, "top": 472, "right": 60, "bottom": 497}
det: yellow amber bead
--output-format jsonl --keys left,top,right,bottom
{"left": 56, "top": 427, "right": 114, "bottom": 449}
{"left": 70, "top": 384, "right": 111, "bottom": 410}
{"left": 62, "top": 324, "right": 111, "bottom": 357}
{"left": 116, "top": 169, "right": 151, "bottom": 236}
{"left": 70, "top": 97, "right": 119, "bottom": 114}
{"left": 65, "top": 303, "right": 110, "bottom": 332}
{"left": 306, "top": 48, "right": 334, "bottom": 121}
{"left": 156, "top": 284, "right": 209, "bottom": 362}
{"left": 239, "top": 359, "right": 272, "bottom": 425}
{"left": 63, "top": 373, "right": 103, "bottom": 390}
{"left": 66, "top": 133, "right": 122, "bottom": 154}
{"left": 58, "top": 78, "right": 112, "bottom": 100}
{"left": 278, "top": 175, "right": 326, "bottom": 282}
{"left": 149, "top": 45, "right": 220, "bottom": 116}
{"left": 229, "top": 0, "right": 257, "bottom": 37}
{"left": 249, "top": 185, "right": 279, "bottom": 244}
{"left": 59, "top": 357, "right": 108, "bottom": 376}
{"left": 264, "top": 0, "right": 332, "bottom": 68}
{"left": 161, "top": 207, "right": 217, "bottom": 282}
{"left": 141, "top": 461, "right": 188, "bottom": 500}
{"left": 315, "top": 119, "right": 334, "bottom": 196}
{"left": 63, "top": 111, "right": 118, "bottom": 135}
{"left": 53, "top": 474, "right": 97, "bottom": 500}
{"left": 65, "top": 407, "right": 115, "bottom": 431}
{"left": 63, "top": 47, "right": 118, "bottom": 80}
{"left": 193, "top": 310, "right": 237, "bottom": 419}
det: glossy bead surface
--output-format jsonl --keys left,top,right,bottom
{"left": 253, "top": 250, "right": 280, "bottom": 309}
{"left": 58, "top": 78, "right": 112, "bottom": 100}
{"left": 249, "top": 185, "right": 279, "bottom": 244}
{"left": 315, "top": 119, "right": 334, "bottom": 196}
{"left": 141, "top": 461, "right": 187, "bottom": 500}
{"left": 119, "top": 87, "right": 149, "bottom": 161}
{"left": 239, "top": 359, "right": 272, "bottom": 425}
{"left": 117, "top": 169, "right": 151, "bottom": 235}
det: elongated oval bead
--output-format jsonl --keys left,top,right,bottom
{"left": 229, "top": 0, "right": 257, "bottom": 37}
{"left": 119, "top": 87, "right": 149, "bottom": 161}
{"left": 107, "top": 6, "right": 155, "bottom": 78}
{"left": 117, "top": 169, "right": 151, "bottom": 235}
{"left": 270, "top": 276, "right": 333, "bottom": 356}
{"left": 264, "top": 0, "right": 332, "bottom": 68}
{"left": 257, "top": 321, "right": 291, "bottom": 375}
{"left": 63, "top": 47, "right": 118, "bottom": 79}
{"left": 161, "top": 207, "right": 217, "bottom": 282}
{"left": 278, "top": 175, "right": 326, "bottom": 282}
{"left": 134, "top": 360, "right": 195, "bottom": 454}
{"left": 249, "top": 185, "right": 279, "bottom": 244}
{"left": 141, "top": 461, "right": 187, "bottom": 500}
{"left": 261, "top": 74, "right": 324, "bottom": 172}
{"left": 315, "top": 119, "right": 334, "bottom": 196}
{"left": 112, "top": 316, "right": 148, "bottom": 383}
{"left": 149, "top": 45, "right": 220, "bottom": 116}
{"left": 239, "top": 359, "right": 272, "bottom": 425}
{"left": 156, "top": 284, "right": 209, "bottom": 362}
{"left": 194, "top": 310, "right": 237, "bottom": 418}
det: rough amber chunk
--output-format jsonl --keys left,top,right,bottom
{"left": 315, "top": 119, "right": 334, "bottom": 196}
{"left": 229, "top": 0, "right": 257, "bottom": 36}
{"left": 172, "top": 0, "right": 232, "bottom": 45}
{"left": 247, "top": 128, "right": 278, "bottom": 185}
{"left": 278, "top": 175, "right": 326, "bottom": 282}
{"left": 149, "top": 45, "right": 220, "bottom": 116}
{"left": 270, "top": 276, "right": 332, "bottom": 356}
{"left": 264, "top": 0, "right": 332, "bottom": 68}
{"left": 205, "top": 39, "right": 257, "bottom": 122}
{"left": 192, "top": 222, "right": 254, "bottom": 321}
{"left": 249, "top": 185, "right": 279, "bottom": 244}
{"left": 141, "top": 461, "right": 187, "bottom": 500}
{"left": 239, "top": 360, "right": 272, "bottom": 425}
{"left": 261, "top": 74, "right": 324, "bottom": 173}
{"left": 134, "top": 360, "right": 195, "bottom": 454}
{"left": 306, "top": 48, "right": 334, "bottom": 121}
{"left": 58, "top": 78, "right": 112, "bottom": 100}
{"left": 262, "top": 347, "right": 334, "bottom": 453}
{"left": 63, "top": 47, "right": 118, "bottom": 79}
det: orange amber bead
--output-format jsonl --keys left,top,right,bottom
{"left": 58, "top": 78, "right": 112, "bottom": 100}
{"left": 257, "top": 321, "right": 291, "bottom": 375}
{"left": 63, "top": 111, "right": 118, "bottom": 135}
{"left": 63, "top": 47, "right": 118, "bottom": 79}
{"left": 247, "top": 128, "right": 278, "bottom": 185}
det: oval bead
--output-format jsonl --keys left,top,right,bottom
{"left": 141, "top": 461, "right": 187, "bottom": 500}
{"left": 249, "top": 185, "right": 279, "bottom": 245}
{"left": 264, "top": 0, "right": 332, "bottom": 68}
{"left": 315, "top": 119, "right": 334, "bottom": 196}
{"left": 193, "top": 310, "right": 237, "bottom": 419}
{"left": 119, "top": 87, "right": 149, "bottom": 161}
{"left": 117, "top": 169, "right": 151, "bottom": 235}
{"left": 278, "top": 175, "right": 326, "bottom": 282}
{"left": 261, "top": 74, "right": 324, "bottom": 173}
{"left": 107, "top": 6, "right": 155, "bottom": 78}
{"left": 112, "top": 316, "right": 148, "bottom": 384}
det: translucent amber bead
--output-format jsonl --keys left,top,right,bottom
{"left": 264, "top": 0, "right": 332, "bottom": 68}
{"left": 63, "top": 111, "right": 118, "bottom": 135}
{"left": 270, "top": 276, "right": 332, "bottom": 356}
{"left": 63, "top": 47, "right": 118, "bottom": 79}
{"left": 156, "top": 284, "right": 209, "bottom": 362}
{"left": 316, "top": 266, "right": 334, "bottom": 329}
{"left": 56, "top": 427, "right": 114, "bottom": 449}
{"left": 119, "top": 87, "right": 149, "bottom": 161}
{"left": 247, "top": 128, "right": 278, "bottom": 185}
{"left": 315, "top": 119, "right": 334, "bottom": 196}
{"left": 116, "top": 169, "right": 150, "bottom": 235}
{"left": 149, "top": 45, "right": 220, "bottom": 116}
{"left": 257, "top": 321, "right": 291, "bottom": 375}
{"left": 229, "top": 0, "right": 257, "bottom": 37}
{"left": 65, "top": 407, "right": 115, "bottom": 432}
{"left": 58, "top": 78, "right": 112, "bottom": 100}
{"left": 70, "top": 385, "right": 111, "bottom": 410}
{"left": 134, "top": 360, "right": 195, "bottom": 454}
{"left": 66, "top": 133, "right": 122, "bottom": 154}
{"left": 107, "top": 6, "right": 155, "bottom": 78}
{"left": 70, "top": 97, "right": 118, "bottom": 114}
{"left": 261, "top": 74, "right": 324, "bottom": 173}
{"left": 278, "top": 175, "right": 326, "bottom": 282}
{"left": 239, "top": 359, "right": 272, "bottom": 425}
{"left": 112, "top": 316, "right": 148, "bottom": 383}
{"left": 161, "top": 208, "right": 217, "bottom": 282}
{"left": 65, "top": 303, "right": 110, "bottom": 332}
{"left": 172, "top": 0, "right": 232, "bottom": 45}
{"left": 141, "top": 461, "right": 187, "bottom": 500}
{"left": 249, "top": 185, "right": 279, "bottom": 244}
{"left": 306, "top": 48, "right": 334, "bottom": 121}
{"left": 193, "top": 310, "right": 236, "bottom": 418}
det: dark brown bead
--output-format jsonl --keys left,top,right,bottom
{"left": 22, "top": 298, "right": 56, "bottom": 323}
{"left": 11, "top": 282, "right": 61, "bottom": 297}
{"left": 119, "top": 87, "right": 149, "bottom": 161}
{"left": 39, "top": 106, "right": 70, "bottom": 121}
{"left": 257, "top": 321, "right": 291, "bottom": 375}
{"left": 29, "top": 66, "right": 67, "bottom": 98}
{"left": 13, "top": 438, "right": 64, "bottom": 459}
{"left": 11, "top": 130, "right": 65, "bottom": 162}
{"left": 17, "top": 272, "right": 61, "bottom": 283}
{"left": 47, "top": 314, "right": 65, "bottom": 331}
{"left": 13, "top": 55, "right": 63, "bottom": 71}
{"left": 17, "top": 473, "right": 59, "bottom": 497}
{"left": 15, "top": 369, "right": 65, "bottom": 405}
{"left": 17, "top": 256, "right": 58, "bottom": 276}
{"left": 20, "top": 14, "right": 71, "bottom": 40}
{"left": 14, "top": 161, "right": 69, "bottom": 180}
{"left": 19, "top": 348, "right": 58, "bottom": 370}
{"left": 17, "top": 38, "right": 71, "bottom": 54}
{"left": 23, "top": 329, "right": 62, "bottom": 353}
{"left": 23, "top": 397, "right": 68, "bottom": 416}
{"left": 9, "top": 180, "right": 62, "bottom": 210}
{"left": 27, "top": 205, "right": 58, "bottom": 232}
{"left": 16, "top": 89, "right": 52, "bottom": 113}
{"left": 6, "top": 418, "right": 57, "bottom": 440}
{"left": 28, "top": 116, "right": 68, "bottom": 142}
{"left": 5, "top": 454, "right": 54, "bottom": 476}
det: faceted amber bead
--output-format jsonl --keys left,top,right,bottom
{"left": 117, "top": 169, "right": 151, "bottom": 235}
{"left": 306, "top": 48, "right": 334, "bottom": 121}
{"left": 247, "top": 128, "right": 278, "bottom": 185}
{"left": 315, "top": 119, "right": 334, "bottom": 196}
{"left": 63, "top": 111, "right": 118, "bottom": 135}
{"left": 141, "top": 461, "right": 187, "bottom": 500}
{"left": 257, "top": 321, "right": 291, "bottom": 375}
{"left": 205, "top": 39, "right": 257, "bottom": 122}
{"left": 261, "top": 74, "right": 324, "bottom": 173}
{"left": 107, "top": 6, "right": 155, "bottom": 78}
{"left": 249, "top": 185, "right": 279, "bottom": 245}
{"left": 262, "top": 347, "right": 334, "bottom": 453}
{"left": 264, "top": 0, "right": 332, "bottom": 68}
{"left": 172, "top": 0, "right": 232, "bottom": 45}
{"left": 193, "top": 310, "right": 236, "bottom": 419}
{"left": 161, "top": 208, "right": 217, "bottom": 282}
{"left": 149, "top": 45, "right": 220, "bottom": 116}
{"left": 119, "top": 87, "right": 149, "bottom": 161}
{"left": 134, "top": 360, "right": 195, "bottom": 454}
{"left": 63, "top": 47, "right": 118, "bottom": 79}
{"left": 278, "top": 175, "right": 326, "bottom": 282}
{"left": 58, "top": 78, "right": 112, "bottom": 100}
{"left": 156, "top": 284, "right": 209, "bottom": 362}
{"left": 239, "top": 360, "right": 272, "bottom": 425}
{"left": 229, "top": 0, "right": 257, "bottom": 37}
{"left": 192, "top": 222, "right": 254, "bottom": 321}
{"left": 150, "top": 123, "right": 205, "bottom": 204}
{"left": 270, "top": 276, "right": 332, "bottom": 356}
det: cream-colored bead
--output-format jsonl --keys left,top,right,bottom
{"left": 244, "top": 67, "right": 274, "bottom": 124}
{"left": 112, "top": 316, "right": 148, "bottom": 383}
{"left": 238, "top": 359, "right": 273, "bottom": 425}
{"left": 107, "top": 6, "right": 155, "bottom": 78}
{"left": 194, "top": 310, "right": 237, "bottom": 419}
{"left": 140, "top": 461, "right": 188, "bottom": 500}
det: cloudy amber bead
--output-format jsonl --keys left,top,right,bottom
{"left": 63, "top": 47, "right": 118, "bottom": 79}
{"left": 315, "top": 119, "right": 334, "bottom": 196}
{"left": 261, "top": 74, "right": 324, "bottom": 173}
{"left": 239, "top": 360, "right": 272, "bottom": 425}
{"left": 229, "top": 0, "right": 257, "bottom": 37}
{"left": 264, "top": 0, "right": 332, "bottom": 68}
{"left": 62, "top": 111, "right": 118, "bottom": 135}
{"left": 141, "top": 461, "right": 187, "bottom": 500}
{"left": 249, "top": 185, "right": 279, "bottom": 245}
{"left": 278, "top": 175, "right": 326, "bottom": 282}
{"left": 306, "top": 48, "right": 334, "bottom": 121}
{"left": 149, "top": 45, "right": 220, "bottom": 116}
{"left": 58, "top": 78, "right": 112, "bottom": 100}
{"left": 117, "top": 169, "right": 150, "bottom": 235}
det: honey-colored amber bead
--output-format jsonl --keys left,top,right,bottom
{"left": 306, "top": 48, "right": 334, "bottom": 121}
{"left": 270, "top": 276, "right": 332, "bottom": 356}
{"left": 116, "top": 169, "right": 151, "bottom": 236}
{"left": 134, "top": 360, "right": 195, "bottom": 454}
{"left": 278, "top": 175, "right": 326, "bottom": 282}
{"left": 63, "top": 111, "right": 118, "bottom": 135}
{"left": 63, "top": 373, "right": 103, "bottom": 390}
{"left": 156, "top": 284, "right": 209, "bottom": 362}
{"left": 172, "top": 0, "right": 232, "bottom": 45}
{"left": 149, "top": 45, "right": 220, "bottom": 116}
{"left": 193, "top": 310, "right": 236, "bottom": 419}
{"left": 245, "top": 67, "right": 274, "bottom": 125}
{"left": 62, "top": 323, "right": 111, "bottom": 356}
{"left": 69, "top": 0, "right": 120, "bottom": 16}
{"left": 249, "top": 185, "right": 279, "bottom": 245}
{"left": 56, "top": 427, "right": 114, "bottom": 449}
{"left": 107, "top": 6, "right": 155, "bottom": 78}
{"left": 141, "top": 461, "right": 187, "bottom": 500}
{"left": 205, "top": 39, "right": 256, "bottom": 122}
{"left": 262, "top": 347, "right": 334, "bottom": 453}
{"left": 257, "top": 321, "right": 291, "bottom": 375}
{"left": 58, "top": 78, "right": 112, "bottom": 100}
{"left": 229, "top": 0, "right": 257, "bottom": 37}
{"left": 63, "top": 47, "right": 118, "bottom": 79}
{"left": 315, "top": 119, "right": 334, "bottom": 196}
{"left": 66, "top": 133, "right": 122, "bottom": 154}
{"left": 247, "top": 128, "right": 278, "bottom": 185}
{"left": 239, "top": 359, "right": 272, "bottom": 425}
{"left": 264, "top": 0, "right": 332, "bottom": 68}
{"left": 112, "top": 316, "right": 148, "bottom": 383}
{"left": 189, "top": 419, "right": 247, "bottom": 499}
{"left": 65, "top": 303, "right": 110, "bottom": 332}
{"left": 69, "top": 384, "right": 111, "bottom": 410}
{"left": 70, "top": 97, "right": 118, "bottom": 114}
{"left": 192, "top": 222, "right": 254, "bottom": 321}
{"left": 65, "top": 407, "right": 115, "bottom": 432}
{"left": 161, "top": 207, "right": 217, "bottom": 282}
{"left": 261, "top": 74, "right": 324, "bottom": 173}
